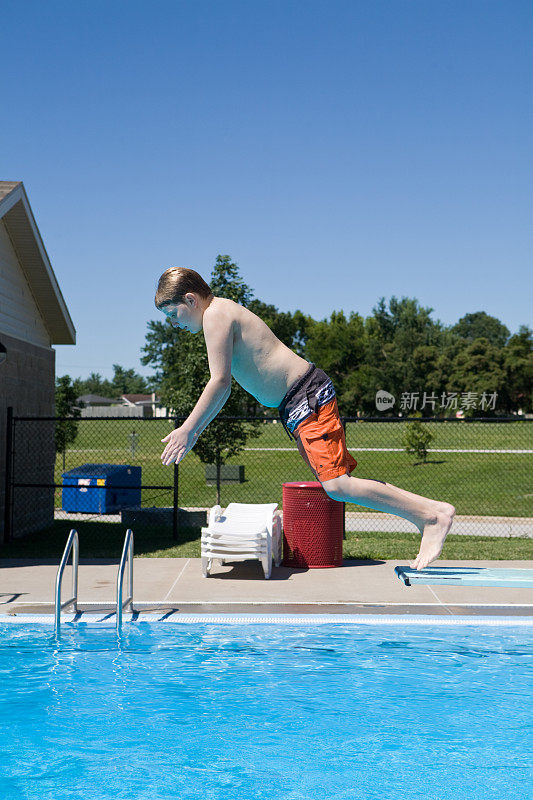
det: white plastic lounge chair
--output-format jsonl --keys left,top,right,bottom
{"left": 201, "top": 502, "right": 282, "bottom": 579}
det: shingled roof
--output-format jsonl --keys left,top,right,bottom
{"left": 0, "top": 181, "right": 75, "bottom": 345}
{"left": 0, "top": 181, "right": 21, "bottom": 202}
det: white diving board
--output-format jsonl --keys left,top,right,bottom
{"left": 395, "top": 566, "right": 533, "bottom": 588}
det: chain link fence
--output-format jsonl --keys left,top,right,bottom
{"left": 3, "top": 411, "right": 533, "bottom": 545}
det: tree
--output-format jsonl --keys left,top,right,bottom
{"left": 73, "top": 372, "right": 115, "bottom": 400}
{"left": 447, "top": 337, "right": 507, "bottom": 417}
{"left": 359, "top": 296, "right": 447, "bottom": 416}
{"left": 210, "top": 254, "right": 254, "bottom": 305}
{"left": 72, "top": 366, "right": 152, "bottom": 403}
{"left": 451, "top": 312, "right": 510, "bottom": 348}
{"left": 401, "top": 420, "right": 433, "bottom": 463}
{"left": 304, "top": 310, "right": 366, "bottom": 415}
{"left": 502, "top": 325, "right": 533, "bottom": 413}
{"left": 142, "top": 254, "right": 263, "bottom": 504}
{"left": 55, "top": 375, "right": 81, "bottom": 471}
{"left": 111, "top": 364, "right": 151, "bottom": 396}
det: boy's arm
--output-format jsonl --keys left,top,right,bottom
{"left": 182, "top": 310, "right": 233, "bottom": 436}
{"left": 183, "top": 379, "right": 231, "bottom": 439}
{"left": 161, "top": 310, "right": 233, "bottom": 465}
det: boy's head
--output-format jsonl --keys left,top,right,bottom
{"left": 155, "top": 267, "right": 214, "bottom": 334}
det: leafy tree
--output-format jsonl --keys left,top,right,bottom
{"left": 291, "top": 309, "right": 315, "bottom": 358}
{"left": 304, "top": 310, "right": 365, "bottom": 414}
{"left": 72, "top": 366, "right": 151, "bottom": 403}
{"left": 502, "top": 325, "right": 533, "bottom": 413}
{"left": 451, "top": 312, "right": 510, "bottom": 348}
{"left": 72, "top": 372, "right": 115, "bottom": 400}
{"left": 359, "top": 296, "right": 447, "bottom": 416}
{"left": 401, "top": 420, "right": 433, "bottom": 463}
{"left": 110, "top": 364, "right": 150, "bottom": 396}
{"left": 341, "top": 363, "right": 383, "bottom": 417}
{"left": 210, "top": 254, "right": 254, "bottom": 305}
{"left": 446, "top": 337, "right": 507, "bottom": 417}
{"left": 353, "top": 304, "right": 529, "bottom": 417}
{"left": 55, "top": 375, "right": 81, "bottom": 471}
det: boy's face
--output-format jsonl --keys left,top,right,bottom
{"left": 161, "top": 295, "right": 201, "bottom": 334}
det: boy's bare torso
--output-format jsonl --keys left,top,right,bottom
{"left": 204, "top": 297, "right": 310, "bottom": 408}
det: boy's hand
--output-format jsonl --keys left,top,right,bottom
{"left": 160, "top": 426, "right": 197, "bottom": 466}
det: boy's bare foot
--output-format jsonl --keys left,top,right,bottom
{"left": 410, "top": 502, "right": 456, "bottom": 571}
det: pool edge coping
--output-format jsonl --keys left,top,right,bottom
{"left": 2, "top": 612, "right": 533, "bottom": 626}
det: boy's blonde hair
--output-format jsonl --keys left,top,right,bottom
{"left": 155, "top": 267, "right": 213, "bottom": 309}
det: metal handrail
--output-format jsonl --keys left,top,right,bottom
{"left": 116, "top": 528, "right": 134, "bottom": 632}
{"left": 54, "top": 528, "right": 79, "bottom": 633}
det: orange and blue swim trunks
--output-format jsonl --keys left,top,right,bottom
{"left": 278, "top": 362, "right": 358, "bottom": 482}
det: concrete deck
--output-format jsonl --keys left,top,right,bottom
{"left": 2, "top": 558, "right": 533, "bottom": 617}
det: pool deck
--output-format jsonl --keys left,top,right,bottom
{"left": 1, "top": 557, "right": 533, "bottom": 617}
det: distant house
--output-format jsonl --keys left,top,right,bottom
{"left": 77, "top": 394, "right": 118, "bottom": 407}
{"left": 74, "top": 390, "right": 166, "bottom": 418}
{"left": 0, "top": 181, "right": 75, "bottom": 542}
{"left": 122, "top": 393, "right": 165, "bottom": 416}
{"left": 121, "top": 393, "right": 153, "bottom": 407}
{"left": 77, "top": 393, "right": 165, "bottom": 418}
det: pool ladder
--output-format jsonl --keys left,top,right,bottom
{"left": 54, "top": 528, "right": 134, "bottom": 634}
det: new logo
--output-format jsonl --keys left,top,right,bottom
{"left": 375, "top": 390, "right": 395, "bottom": 410}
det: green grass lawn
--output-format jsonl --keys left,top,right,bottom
{"left": 51, "top": 418, "right": 533, "bottom": 517}
{"left": 1, "top": 519, "right": 531, "bottom": 561}
{"left": 344, "top": 418, "right": 532, "bottom": 450}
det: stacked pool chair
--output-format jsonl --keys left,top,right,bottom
{"left": 201, "top": 502, "right": 282, "bottom": 579}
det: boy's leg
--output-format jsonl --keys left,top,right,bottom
{"left": 320, "top": 473, "right": 455, "bottom": 571}
{"left": 290, "top": 387, "right": 454, "bottom": 570}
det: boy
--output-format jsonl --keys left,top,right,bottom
{"left": 156, "top": 267, "right": 455, "bottom": 571}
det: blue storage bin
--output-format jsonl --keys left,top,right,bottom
{"left": 61, "top": 464, "right": 142, "bottom": 514}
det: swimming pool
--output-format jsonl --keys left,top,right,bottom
{"left": 1, "top": 616, "right": 531, "bottom": 800}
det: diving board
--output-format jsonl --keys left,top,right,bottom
{"left": 395, "top": 566, "right": 533, "bottom": 588}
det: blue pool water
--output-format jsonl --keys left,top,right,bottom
{"left": 0, "top": 620, "right": 532, "bottom": 800}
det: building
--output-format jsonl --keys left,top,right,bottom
{"left": 0, "top": 181, "right": 75, "bottom": 542}
{"left": 77, "top": 394, "right": 117, "bottom": 407}
{"left": 121, "top": 393, "right": 165, "bottom": 417}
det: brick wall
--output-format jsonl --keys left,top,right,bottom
{"left": 0, "top": 331, "right": 55, "bottom": 543}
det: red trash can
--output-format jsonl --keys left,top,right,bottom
{"left": 282, "top": 481, "right": 344, "bottom": 568}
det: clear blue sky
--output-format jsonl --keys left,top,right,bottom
{"left": 2, "top": 0, "right": 531, "bottom": 380}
